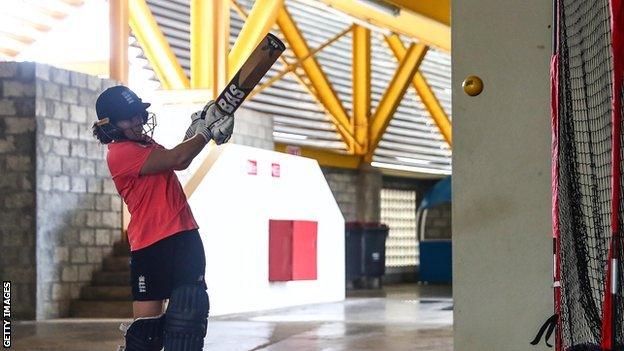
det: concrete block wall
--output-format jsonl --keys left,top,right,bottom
{"left": 0, "top": 62, "right": 122, "bottom": 319}
{"left": 356, "top": 164, "right": 383, "bottom": 223}
{"left": 35, "top": 64, "right": 119, "bottom": 319}
{"left": 321, "top": 165, "right": 383, "bottom": 223}
{"left": 0, "top": 62, "right": 38, "bottom": 319}
{"left": 321, "top": 167, "right": 358, "bottom": 222}
{"left": 321, "top": 170, "right": 448, "bottom": 230}
{"left": 230, "top": 107, "right": 274, "bottom": 150}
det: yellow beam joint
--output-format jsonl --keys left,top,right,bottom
{"left": 275, "top": 143, "right": 361, "bottom": 169}
{"left": 276, "top": 6, "right": 356, "bottom": 152}
{"left": 352, "top": 25, "right": 370, "bottom": 156}
{"left": 367, "top": 43, "right": 427, "bottom": 161}
{"left": 385, "top": 34, "right": 452, "bottom": 146}
{"left": 191, "top": 0, "right": 229, "bottom": 92}
{"left": 110, "top": 0, "right": 129, "bottom": 85}
{"left": 317, "top": 0, "right": 450, "bottom": 52}
{"left": 129, "top": 0, "right": 189, "bottom": 89}
{"left": 248, "top": 25, "right": 352, "bottom": 101}
{"left": 228, "top": 0, "right": 282, "bottom": 80}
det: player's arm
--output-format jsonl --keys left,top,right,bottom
{"left": 140, "top": 135, "right": 207, "bottom": 175}
{"left": 141, "top": 103, "right": 235, "bottom": 175}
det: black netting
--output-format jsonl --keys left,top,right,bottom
{"left": 617, "top": 85, "right": 624, "bottom": 348}
{"left": 557, "top": 0, "right": 614, "bottom": 348}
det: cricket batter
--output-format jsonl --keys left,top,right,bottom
{"left": 92, "top": 85, "right": 233, "bottom": 351}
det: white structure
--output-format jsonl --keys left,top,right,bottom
{"left": 187, "top": 144, "right": 346, "bottom": 315}
{"left": 453, "top": 0, "right": 552, "bottom": 349}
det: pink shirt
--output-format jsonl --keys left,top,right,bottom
{"left": 107, "top": 140, "right": 198, "bottom": 251}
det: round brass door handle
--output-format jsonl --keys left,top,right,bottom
{"left": 463, "top": 75, "right": 484, "bottom": 96}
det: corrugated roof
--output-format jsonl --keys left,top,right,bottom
{"left": 141, "top": 0, "right": 452, "bottom": 174}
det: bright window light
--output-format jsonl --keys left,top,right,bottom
{"left": 274, "top": 132, "right": 308, "bottom": 140}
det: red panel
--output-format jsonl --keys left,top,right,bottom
{"left": 268, "top": 220, "right": 318, "bottom": 281}
{"left": 247, "top": 160, "right": 257, "bottom": 175}
{"left": 550, "top": 50, "right": 562, "bottom": 350}
{"left": 292, "top": 221, "right": 318, "bottom": 280}
{"left": 269, "top": 220, "right": 293, "bottom": 281}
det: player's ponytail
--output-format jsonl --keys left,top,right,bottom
{"left": 92, "top": 118, "right": 124, "bottom": 144}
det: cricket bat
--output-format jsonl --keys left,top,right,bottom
{"left": 214, "top": 33, "right": 286, "bottom": 117}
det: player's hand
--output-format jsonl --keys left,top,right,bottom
{"left": 183, "top": 100, "right": 215, "bottom": 141}
{"left": 209, "top": 114, "right": 235, "bottom": 145}
{"left": 183, "top": 110, "right": 202, "bottom": 141}
{"left": 191, "top": 101, "right": 222, "bottom": 142}
{"left": 195, "top": 102, "right": 234, "bottom": 143}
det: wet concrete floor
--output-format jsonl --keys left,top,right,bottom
{"left": 11, "top": 284, "right": 453, "bottom": 350}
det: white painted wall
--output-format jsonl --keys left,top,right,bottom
{"left": 187, "top": 144, "right": 345, "bottom": 316}
{"left": 147, "top": 101, "right": 345, "bottom": 315}
{"left": 452, "top": 0, "right": 553, "bottom": 350}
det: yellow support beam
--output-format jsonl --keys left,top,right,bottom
{"left": 110, "top": 0, "right": 129, "bottom": 85}
{"left": 191, "top": 0, "right": 229, "bottom": 90}
{"left": 414, "top": 74, "right": 452, "bottom": 144}
{"left": 385, "top": 35, "right": 452, "bottom": 146}
{"left": 317, "top": 0, "right": 450, "bottom": 52}
{"left": 352, "top": 25, "right": 370, "bottom": 156}
{"left": 111, "top": 0, "right": 130, "bottom": 239}
{"left": 276, "top": 6, "right": 357, "bottom": 152}
{"left": 367, "top": 43, "right": 427, "bottom": 161}
{"left": 228, "top": 0, "right": 282, "bottom": 80}
{"left": 383, "top": 0, "right": 450, "bottom": 26}
{"left": 129, "top": 0, "right": 189, "bottom": 89}
{"left": 275, "top": 143, "right": 361, "bottom": 169}
{"left": 191, "top": 0, "right": 208, "bottom": 88}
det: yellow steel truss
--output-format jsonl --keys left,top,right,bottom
{"left": 352, "top": 25, "right": 371, "bottom": 156}
{"left": 276, "top": 6, "right": 358, "bottom": 153}
{"left": 247, "top": 25, "right": 353, "bottom": 101}
{"left": 367, "top": 43, "right": 428, "bottom": 162}
{"left": 125, "top": 1, "right": 451, "bottom": 173}
{"left": 385, "top": 35, "right": 452, "bottom": 147}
